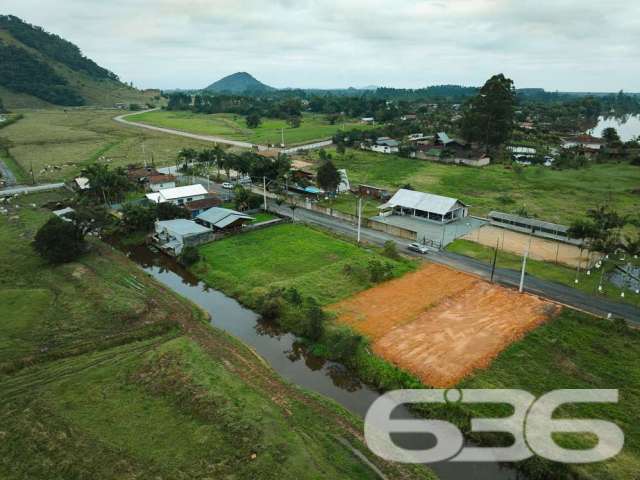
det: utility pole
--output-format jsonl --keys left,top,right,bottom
{"left": 357, "top": 196, "right": 362, "bottom": 243}
{"left": 281, "top": 128, "right": 285, "bottom": 148}
{"left": 490, "top": 237, "right": 499, "bottom": 283}
{"left": 263, "top": 176, "right": 267, "bottom": 211}
{"left": 519, "top": 235, "right": 532, "bottom": 293}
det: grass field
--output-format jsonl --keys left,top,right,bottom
{"left": 314, "top": 148, "right": 640, "bottom": 224}
{"left": 193, "top": 223, "right": 415, "bottom": 305}
{"left": 127, "top": 110, "right": 373, "bottom": 146}
{"left": 0, "top": 109, "right": 216, "bottom": 182}
{"left": 0, "top": 191, "right": 432, "bottom": 480}
{"left": 447, "top": 239, "right": 640, "bottom": 307}
{"left": 457, "top": 309, "right": 640, "bottom": 479}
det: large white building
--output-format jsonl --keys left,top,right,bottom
{"left": 378, "top": 189, "right": 468, "bottom": 224}
{"left": 146, "top": 184, "right": 208, "bottom": 205}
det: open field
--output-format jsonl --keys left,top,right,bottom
{"left": 309, "top": 148, "right": 640, "bottom": 224}
{"left": 465, "top": 224, "right": 590, "bottom": 267}
{"left": 0, "top": 109, "right": 216, "bottom": 182}
{"left": 194, "top": 223, "right": 415, "bottom": 305}
{"left": 458, "top": 309, "right": 640, "bottom": 479}
{"left": 331, "top": 263, "right": 559, "bottom": 386}
{"left": 447, "top": 239, "right": 640, "bottom": 307}
{"left": 127, "top": 110, "right": 373, "bottom": 146}
{"left": 0, "top": 191, "right": 431, "bottom": 480}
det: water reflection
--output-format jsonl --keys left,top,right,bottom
{"left": 110, "top": 239, "right": 520, "bottom": 480}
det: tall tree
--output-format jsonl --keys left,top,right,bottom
{"left": 461, "top": 74, "right": 516, "bottom": 149}
{"left": 602, "top": 127, "right": 621, "bottom": 145}
{"left": 246, "top": 112, "right": 261, "bottom": 128}
{"left": 316, "top": 160, "right": 341, "bottom": 194}
{"left": 0, "top": 96, "right": 5, "bottom": 113}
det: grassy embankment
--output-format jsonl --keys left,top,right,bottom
{"left": 0, "top": 191, "right": 433, "bottom": 480}
{"left": 126, "top": 110, "right": 374, "bottom": 146}
{"left": 447, "top": 239, "right": 640, "bottom": 307}
{"left": 192, "top": 223, "right": 640, "bottom": 479}
{"left": 0, "top": 109, "right": 217, "bottom": 182}
{"left": 306, "top": 147, "right": 640, "bottom": 224}
{"left": 193, "top": 222, "right": 415, "bottom": 305}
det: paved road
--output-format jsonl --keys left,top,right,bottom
{"left": 114, "top": 110, "right": 334, "bottom": 153}
{"left": 268, "top": 201, "right": 640, "bottom": 324}
{"left": 114, "top": 109, "right": 257, "bottom": 149}
{"left": 0, "top": 183, "right": 65, "bottom": 197}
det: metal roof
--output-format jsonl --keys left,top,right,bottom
{"left": 437, "top": 132, "right": 452, "bottom": 144}
{"left": 196, "top": 207, "right": 253, "bottom": 227}
{"left": 380, "top": 189, "right": 466, "bottom": 215}
{"left": 156, "top": 219, "right": 211, "bottom": 236}
{"left": 158, "top": 184, "right": 207, "bottom": 201}
{"left": 488, "top": 211, "right": 569, "bottom": 233}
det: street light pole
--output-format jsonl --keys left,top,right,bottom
{"left": 263, "top": 176, "right": 267, "bottom": 211}
{"left": 519, "top": 235, "right": 532, "bottom": 293}
{"left": 357, "top": 196, "right": 362, "bottom": 244}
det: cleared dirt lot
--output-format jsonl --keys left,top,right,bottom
{"left": 463, "top": 225, "right": 589, "bottom": 268}
{"left": 331, "top": 263, "right": 559, "bottom": 387}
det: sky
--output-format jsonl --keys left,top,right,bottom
{"left": 4, "top": 0, "right": 640, "bottom": 92}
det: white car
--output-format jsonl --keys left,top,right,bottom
{"left": 407, "top": 242, "right": 429, "bottom": 254}
{"left": 222, "top": 182, "right": 234, "bottom": 189}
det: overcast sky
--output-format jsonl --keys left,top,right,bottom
{"left": 4, "top": 0, "right": 640, "bottom": 91}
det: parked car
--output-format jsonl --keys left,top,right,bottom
{"left": 407, "top": 242, "right": 429, "bottom": 254}
{"left": 222, "top": 182, "right": 234, "bottom": 189}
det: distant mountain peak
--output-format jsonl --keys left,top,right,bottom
{"left": 204, "top": 72, "right": 275, "bottom": 93}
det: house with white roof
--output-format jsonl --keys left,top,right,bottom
{"left": 146, "top": 184, "right": 208, "bottom": 205}
{"left": 378, "top": 189, "right": 468, "bottom": 224}
{"left": 370, "top": 137, "right": 400, "bottom": 154}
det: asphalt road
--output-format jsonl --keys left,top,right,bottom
{"left": 0, "top": 183, "right": 65, "bottom": 197}
{"left": 268, "top": 200, "right": 640, "bottom": 324}
{"left": 114, "top": 110, "right": 256, "bottom": 149}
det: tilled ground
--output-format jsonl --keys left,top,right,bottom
{"left": 331, "top": 263, "right": 560, "bottom": 386}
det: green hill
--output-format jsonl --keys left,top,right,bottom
{"left": 0, "top": 15, "right": 155, "bottom": 109}
{"left": 204, "top": 71, "right": 275, "bottom": 94}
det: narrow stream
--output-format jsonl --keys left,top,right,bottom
{"left": 123, "top": 243, "right": 521, "bottom": 480}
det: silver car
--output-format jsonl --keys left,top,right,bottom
{"left": 407, "top": 242, "right": 429, "bottom": 254}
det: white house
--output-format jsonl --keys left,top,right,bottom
{"left": 378, "top": 189, "right": 468, "bottom": 224}
{"left": 561, "top": 135, "right": 604, "bottom": 150}
{"left": 148, "top": 174, "right": 177, "bottom": 192}
{"left": 153, "top": 219, "right": 213, "bottom": 255}
{"left": 146, "top": 184, "right": 208, "bottom": 205}
{"left": 370, "top": 137, "right": 400, "bottom": 154}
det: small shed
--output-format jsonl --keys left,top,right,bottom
{"left": 195, "top": 207, "right": 254, "bottom": 232}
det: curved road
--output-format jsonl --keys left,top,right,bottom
{"left": 113, "top": 109, "right": 256, "bottom": 149}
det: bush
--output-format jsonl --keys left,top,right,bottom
{"left": 302, "top": 297, "right": 325, "bottom": 341}
{"left": 179, "top": 245, "right": 200, "bottom": 267}
{"left": 256, "top": 288, "right": 285, "bottom": 320}
{"left": 33, "top": 216, "right": 85, "bottom": 264}
{"left": 325, "top": 326, "right": 364, "bottom": 362}
{"left": 382, "top": 240, "right": 400, "bottom": 260}
{"left": 367, "top": 259, "right": 393, "bottom": 283}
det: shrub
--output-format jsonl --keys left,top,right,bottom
{"left": 256, "top": 289, "right": 285, "bottom": 320}
{"left": 179, "top": 245, "right": 200, "bottom": 267}
{"left": 382, "top": 240, "right": 400, "bottom": 260}
{"left": 367, "top": 259, "right": 393, "bottom": 283}
{"left": 33, "top": 216, "right": 85, "bottom": 264}
{"left": 325, "top": 326, "right": 364, "bottom": 362}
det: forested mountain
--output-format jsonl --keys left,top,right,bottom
{"left": 0, "top": 15, "right": 151, "bottom": 108}
{"left": 204, "top": 72, "right": 276, "bottom": 94}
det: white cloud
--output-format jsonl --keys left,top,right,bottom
{"left": 3, "top": 0, "right": 640, "bottom": 91}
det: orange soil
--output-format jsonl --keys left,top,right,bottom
{"left": 331, "top": 264, "right": 559, "bottom": 387}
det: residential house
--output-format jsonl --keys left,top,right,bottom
{"left": 146, "top": 184, "right": 208, "bottom": 205}
{"left": 183, "top": 196, "right": 222, "bottom": 218}
{"left": 153, "top": 219, "right": 214, "bottom": 256}
{"left": 357, "top": 184, "right": 391, "bottom": 200}
{"left": 148, "top": 174, "right": 177, "bottom": 192}
{"left": 361, "top": 117, "right": 375, "bottom": 124}
{"left": 195, "top": 207, "right": 254, "bottom": 232}
{"left": 407, "top": 133, "right": 428, "bottom": 142}
{"left": 400, "top": 114, "right": 417, "bottom": 121}
{"left": 370, "top": 137, "right": 400, "bottom": 154}
{"left": 561, "top": 135, "right": 604, "bottom": 151}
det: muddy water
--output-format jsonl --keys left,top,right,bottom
{"left": 122, "top": 244, "right": 521, "bottom": 480}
